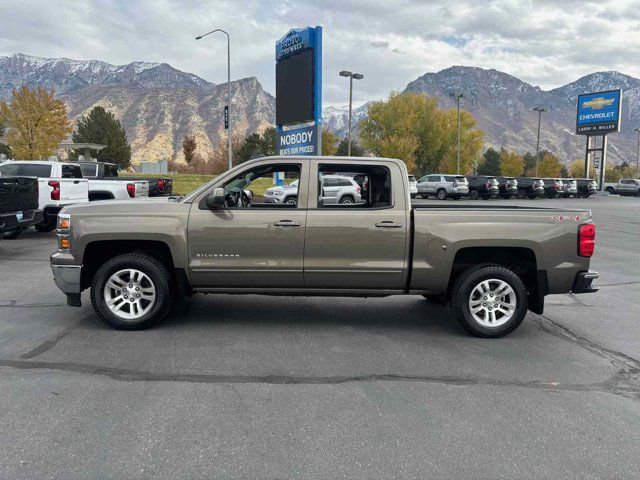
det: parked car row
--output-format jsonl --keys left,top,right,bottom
{"left": 0, "top": 160, "right": 173, "bottom": 239}
{"left": 415, "top": 174, "right": 598, "bottom": 200}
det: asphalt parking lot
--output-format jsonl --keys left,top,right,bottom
{"left": 1, "top": 195, "right": 639, "bottom": 479}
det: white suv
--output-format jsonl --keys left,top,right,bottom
{"left": 319, "top": 175, "right": 362, "bottom": 205}
{"left": 417, "top": 174, "right": 469, "bottom": 200}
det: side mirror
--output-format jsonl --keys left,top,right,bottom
{"left": 205, "top": 188, "right": 226, "bottom": 209}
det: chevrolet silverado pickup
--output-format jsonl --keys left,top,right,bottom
{"left": 50, "top": 156, "right": 599, "bottom": 338}
{"left": 0, "top": 176, "right": 43, "bottom": 240}
{"left": 75, "top": 161, "right": 149, "bottom": 201}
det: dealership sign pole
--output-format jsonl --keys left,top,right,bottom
{"left": 576, "top": 89, "right": 622, "bottom": 191}
{"left": 275, "top": 26, "right": 322, "bottom": 156}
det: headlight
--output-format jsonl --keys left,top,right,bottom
{"left": 57, "top": 213, "right": 70, "bottom": 231}
{"left": 273, "top": 191, "right": 284, "bottom": 196}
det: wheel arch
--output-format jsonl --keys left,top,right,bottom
{"left": 446, "top": 246, "right": 546, "bottom": 313}
{"left": 80, "top": 239, "right": 182, "bottom": 291}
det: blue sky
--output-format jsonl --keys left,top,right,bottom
{"left": 1, "top": 0, "right": 639, "bottom": 106}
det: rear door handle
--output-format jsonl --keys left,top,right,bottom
{"left": 375, "top": 221, "right": 403, "bottom": 228}
{"left": 274, "top": 220, "right": 301, "bottom": 227}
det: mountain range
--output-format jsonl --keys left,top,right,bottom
{"left": 1, "top": 53, "right": 639, "bottom": 165}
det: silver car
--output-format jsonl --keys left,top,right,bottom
{"left": 319, "top": 175, "right": 362, "bottom": 205}
{"left": 417, "top": 174, "right": 469, "bottom": 200}
{"left": 408, "top": 175, "right": 418, "bottom": 198}
{"left": 264, "top": 179, "right": 299, "bottom": 205}
{"left": 561, "top": 179, "right": 578, "bottom": 198}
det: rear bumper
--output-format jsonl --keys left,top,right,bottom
{"left": 0, "top": 209, "right": 42, "bottom": 232}
{"left": 572, "top": 271, "right": 599, "bottom": 294}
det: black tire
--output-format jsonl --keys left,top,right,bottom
{"left": 436, "top": 188, "right": 447, "bottom": 200}
{"left": 527, "top": 194, "right": 537, "bottom": 199}
{"left": 339, "top": 195, "right": 354, "bottom": 204}
{"left": 284, "top": 196, "right": 298, "bottom": 205}
{"left": 451, "top": 265, "right": 528, "bottom": 338}
{"left": 469, "top": 190, "right": 479, "bottom": 200}
{"left": 605, "top": 187, "right": 614, "bottom": 194}
{"left": 2, "top": 229, "right": 22, "bottom": 239}
{"left": 91, "top": 253, "right": 174, "bottom": 330}
{"left": 35, "top": 223, "right": 55, "bottom": 232}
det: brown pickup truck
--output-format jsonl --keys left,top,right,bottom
{"left": 50, "top": 156, "right": 598, "bottom": 337}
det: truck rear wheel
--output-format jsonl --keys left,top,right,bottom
{"left": 451, "top": 265, "right": 528, "bottom": 338}
{"left": 91, "top": 253, "right": 174, "bottom": 330}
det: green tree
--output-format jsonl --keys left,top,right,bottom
{"left": 321, "top": 128, "right": 339, "bottom": 155}
{"left": 260, "top": 126, "right": 276, "bottom": 156}
{"left": 560, "top": 164, "right": 570, "bottom": 178}
{"left": 0, "top": 86, "right": 71, "bottom": 159}
{"left": 478, "top": 147, "right": 501, "bottom": 175}
{"left": 70, "top": 106, "right": 131, "bottom": 168}
{"left": 336, "top": 137, "right": 365, "bottom": 156}
{"left": 0, "top": 121, "right": 12, "bottom": 159}
{"left": 499, "top": 150, "right": 524, "bottom": 176}
{"left": 236, "top": 133, "right": 263, "bottom": 163}
{"left": 523, "top": 152, "right": 537, "bottom": 175}
{"left": 182, "top": 134, "right": 196, "bottom": 165}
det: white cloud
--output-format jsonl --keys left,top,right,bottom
{"left": 0, "top": 0, "right": 639, "bottom": 106}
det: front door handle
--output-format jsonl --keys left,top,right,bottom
{"left": 375, "top": 221, "right": 403, "bottom": 228}
{"left": 274, "top": 220, "right": 301, "bottom": 227}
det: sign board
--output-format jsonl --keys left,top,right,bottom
{"left": 224, "top": 106, "right": 229, "bottom": 130}
{"left": 576, "top": 89, "right": 622, "bottom": 135}
{"left": 275, "top": 26, "right": 322, "bottom": 156}
{"left": 276, "top": 124, "right": 318, "bottom": 156}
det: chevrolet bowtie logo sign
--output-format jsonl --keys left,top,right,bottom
{"left": 583, "top": 97, "right": 615, "bottom": 110}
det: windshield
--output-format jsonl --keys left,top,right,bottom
{"left": 455, "top": 176, "right": 468, "bottom": 184}
{"left": 0, "top": 163, "right": 52, "bottom": 177}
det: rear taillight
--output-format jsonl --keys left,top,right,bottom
{"left": 126, "top": 183, "right": 136, "bottom": 198}
{"left": 48, "top": 180, "right": 60, "bottom": 201}
{"left": 355, "top": 184, "right": 361, "bottom": 194}
{"left": 578, "top": 223, "right": 596, "bottom": 258}
{"left": 485, "top": 181, "right": 491, "bottom": 188}
{"left": 157, "top": 179, "right": 165, "bottom": 191}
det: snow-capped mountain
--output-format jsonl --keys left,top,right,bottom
{"left": 322, "top": 103, "right": 371, "bottom": 136}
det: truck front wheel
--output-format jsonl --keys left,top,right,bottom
{"left": 91, "top": 253, "right": 174, "bottom": 330}
{"left": 452, "top": 265, "right": 528, "bottom": 338}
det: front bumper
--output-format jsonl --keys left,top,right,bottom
{"left": 51, "top": 263, "right": 82, "bottom": 306}
{"left": 572, "top": 271, "right": 599, "bottom": 294}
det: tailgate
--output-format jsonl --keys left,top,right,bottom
{"left": 135, "top": 181, "right": 150, "bottom": 197}
{"left": 0, "top": 177, "right": 39, "bottom": 213}
{"left": 59, "top": 178, "right": 89, "bottom": 203}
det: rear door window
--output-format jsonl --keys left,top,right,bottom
{"left": 318, "top": 164, "right": 391, "bottom": 208}
{"left": 79, "top": 164, "right": 98, "bottom": 178}
{"left": 62, "top": 165, "right": 83, "bottom": 178}
{"left": 18, "top": 164, "right": 52, "bottom": 177}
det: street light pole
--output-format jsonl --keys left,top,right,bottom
{"left": 634, "top": 127, "right": 640, "bottom": 177}
{"left": 449, "top": 92, "right": 464, "bottom": 174}
{"left": 196, "top": 28, "right": 232, "bottom": 171}
{"left": 533, "top": 106, "right": 546, "bottom": 177}
{"left": 339, "top": 71, "right": 364, "bottom": 156}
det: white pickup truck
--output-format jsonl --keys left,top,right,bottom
{"left": 76, "top": 162, "right": 149, "bottom": 201}
{"left": 0, "top": 161, "right": 89, "bottom": 231}
{"left": 604, "top": 179, "right": 640, "bottom": 196}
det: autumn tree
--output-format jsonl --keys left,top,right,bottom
{"left": 0, "top": 86, "right": 71, "bottom": 159}
{"left": 499, "top": 149, "right": 524, "bottom": 176}
{"left": 182, "top": 135, "right": 197, "bottom": 165}
{"left": 359, "top": 92, "right": 484, "bottom": 175}
{"left": 321, "top": 128, "right": 339, "bottom": 155}
{"left": 529, "top": 151, "right": 562, "bottom": 177}
{"left": 569, "top": 159, "right": 595, "bottom": 179}
{"left": 70, "top": 106, "right": 131, "bottom": 168}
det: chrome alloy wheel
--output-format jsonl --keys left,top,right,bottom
{"left": 468, "top": 278, "right": 516, "bottom": 327}
{"left": 103, "top": 269, "right": 156, "bottom": 321}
